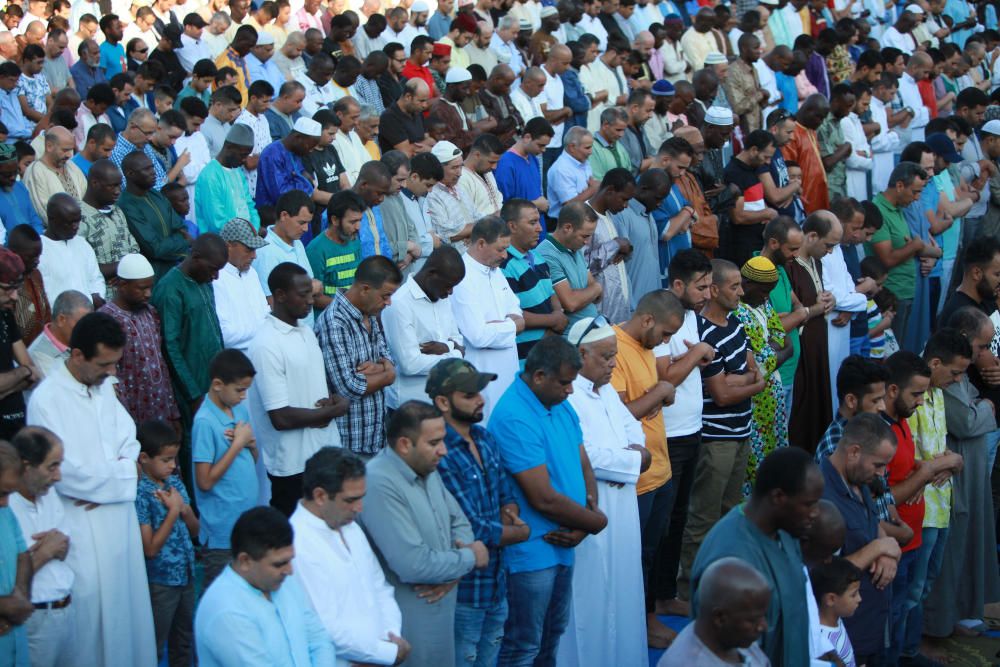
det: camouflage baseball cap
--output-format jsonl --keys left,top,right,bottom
{"left": 425, "top": 358, "right": 497, "bottom": 398}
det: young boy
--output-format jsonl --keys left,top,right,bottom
{"left": 162, "top": 182, "right": 198, "bottom": 239}
{"left": 175, "top": 59, "right": 217, "bottom": 109}
{"left": 811, "top": 557, "right": 862, "bottom": 667}
{"left": 191, "top": 348, "right": 258, "bottom": 588}
{"left": 861, "top": 255, "right": 897, "bottom": 358}
{"left": 153, "top": 85, "right": 176, "bottom": 117}
{"left": 785, "top": 160, "right": 808, "bottom": 222}
{"left": 136, "top": 419, "right": 199, "bottom": 667}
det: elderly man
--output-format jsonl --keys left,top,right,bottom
{"left": 37, "top": 195, "right": 105, "bottom": 310}
{"left": 213, "top": 218, "right": 268, "bottom": 354}
{"left": 290, "top": 447, "right": 411, "bottom": 666}
{"left": 70, "top": 39, "right": 106, "bottom": 99}
{"left": 109, "top": 108, "right": 167, "bottom": 191}
{"left": 78, "top": 160, "right": 141, "bottom": 298}
{"left": 478, "top": 65, "right": 524, "bottom": 142}
{"left": 382, "top": 246, "right": 466, "bottom": 407}
{"left": 548, "top": 126, "right": 599, "bottom": 221}
{"left": 195, "top": 124, "right": 260, "bottom": 235}
{"left": 27, "top": 312, "right": 157, "bottom": 667}
{"left": 271, "top": 30, "right": 307, "bottom": 81}
{"left": 117, "top": 152, "right": 190, "bottom": 280}
{"left": 255, "top": 117, "right": 325, "bottom": 209}
{"left": 557, "top": 316, "right": 648, "bottom": 666}
{"left": 98, "top": 253, "right": 179, "bottom": 426}
{"left": 425, "top": 141, "right": 480, "bottom": 254}
{"left": 589, "top": 106, "right": 632, "bottom": 181}
{"left": 22, "top": 128, "right": 87, "bottom": 226}
{"left": 8, "top": 427, "right": 75, "bottom": 667}
{"left": 451, "top": 217, "right": 525, "bottom": 423}
{"left": 466, "top": 22, "right": 499, "bottom": 72}
{"left": 430, "top": 68, "right": 490, "bottom": 153}
{"left": 26, "top": 290, "right": 92, "bottom": 378}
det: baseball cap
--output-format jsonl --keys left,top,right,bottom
{"left": 431, "top": 140, "right": 462, "bottom": 164}
{"left": 220, "top": 218, "right": 269, "bottom": 250}
{"left": 925, "top": 132, "right": 962, "bottom": 163}
{"left": 162, "top": 24, "right": 183, "bottom": 48}
{"left": 425, "top": 358, "right": 497, "bottom": 398}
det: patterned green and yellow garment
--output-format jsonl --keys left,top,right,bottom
{"left": 735, "top": 299, "right": 789, "bottom": 495}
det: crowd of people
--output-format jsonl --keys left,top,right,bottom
{"left": 0, "top": 0, "right": 999, "bottom": 665}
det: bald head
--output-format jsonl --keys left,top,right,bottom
{"left": 698, "top": 557, "right": 771, "bottom": 613}
{"left": 674, "top": 125, "right": 703, "bottom": 147}
{"left": 801, "top": 499, "right": 846, "bottom": 566}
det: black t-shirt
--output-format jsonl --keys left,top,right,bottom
{"left": 379, "top": 103, "right": 426, "bottom": 154}
{"left": 939, "top": 291, "right": 1000, "bottom": 426}
{"left": 0, "top": 310, "right": 25, "bottom": 439}
{"left": 698, "top": 313, "right": 753, "bottom": 441}
{"left": 304, "top": 144, "right": 345, "bottom": 195}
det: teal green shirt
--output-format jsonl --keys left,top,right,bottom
{"left": 869, "top": 193, "right": 916, "bottom": 301}
{"left": 306, "top": 233, "right": 361, "bottom": 295}
{"left": 536, "top": 236, "right": 597, "bottom": 330}
{"left": 768, "top": 264, "right": 800, "bottom": 387}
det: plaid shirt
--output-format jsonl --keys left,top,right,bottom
{"left": 815, "top": 413, "right": 895, "bottom": 521}
{"left": 314, "top": 290, "right": 391, "bottom": 455}
{"left": 436, "top": 423, "right": 516, "bottom": 609}
{"left": 352, "top": 75, "right": 384, "bottom": 115}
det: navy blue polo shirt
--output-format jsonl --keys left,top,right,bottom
{"left": 820, "top": 457, "right": 890, "bottom": 657}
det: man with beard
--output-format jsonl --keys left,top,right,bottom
{"left": 781, "top": 94, "right": 832, "bottom": 213}
{"left": 820, "top": 413, "right": 903, "bottom": 667}
{"left": 305, "top": 190, "right": 366, "bottom": 312}
{"left": 649, "top": 249, "right": 716, "bottom": 622}
{"left": 690, "top": 447, "right": 823, "bottom": 666}
{"left": 427, "top": 359, "right": 530, "bottom": 667}
{"left": 720, "top": 129, "right": 779, "bottom": 267}
{"left": 937, "top": 236, "right": 1000, "bottom": 327}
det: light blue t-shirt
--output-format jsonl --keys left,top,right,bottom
{"left": 488, "top": 377, "right": 586, "bottom": 574}
{"left": 0, "top": 507, "right": 28, "bottom": 666}
{"left": 98, "top": 41, "right": 125, "bottom": 77}
{"left": 192, "top": 399, "right": 258, "bottom": 549}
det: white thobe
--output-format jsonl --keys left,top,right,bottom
{"left": 558, "top": 374, "right": 646, "bottom": 667}
{"left": 175, "top": 132, "right": 212, "bottom": 227}
{"left": 755, "top": 60, "right": 782, "bottom": 123}
{"left": 332, "top": 130, "right": 370, "bottom": 185}
{"left": 577, "top": 15, "right": 608, "bottom": 52}
{"left": 869, "top": 97, "right": 901, "bottom": 193}
{"left": 381, "top": 25, "right": 420, "bottom": 55}
{"left": 27, "top": 364, "right": 157, "bottom": 667}
{"left": 290, "top": 507, "right": 403, "bottom": 667}
{"left": 510, "top": 87, "right": 544, "bottom": 125}
{"left": 840, "top": 112, "right": 873, "bottom": 202}
{"left": 541, "top": 64, "right": 566, "bottom": 149}
{"left": 235, "top": 109, "right": 272, "bottom": 196}
{"left": 882, "top": 26, "right": 917, "bottom": 54}
{"left": 897, "top": 72, "right": 928, "bottom": 142}
{"left": 580, "top": 59, "right": 626, "bottom": 132}
{"left": 177, "top": 34, "right": 213, "bottom": 73}
{"left": 679, "top": 28, "right": 716, "bottom": 72}
{"left": 301, "top": 79, "right": 338, "bottom": 116}
{"left": 381, "top": 276, "right": 464, "bottom": 408}
{"left": 660, "top": 40, "right": 689, "bottom": 84}
{"left": 38, "top": 235, "right": 105, "bottom": 308}
{"left": 450, "top": 253, "right": 521, "bottom": 423}
{"left": 213, "top": 262, "right": 269, "bottom": 353}
{"left": 822, "top": 245, "right": 868, "bottom": 414}
{"left": 457, "top": 168, "right": 504, "bottom": 217}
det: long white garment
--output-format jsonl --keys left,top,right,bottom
{"left": 510, "top": 87, "right": 544, "bottom": 125}
{"left": 869, "top": 98, "right": 901, "bottom": 193}
{"left": 897, "top": 73, "right": 929, "bottom": 142}
{"left": 541, "top": 64, "right": 566, "bottom": 149}
{"left": 755, "top": 60, "right": 781, "bottom": 124}
{"left": 841, "top": 112, "right": 873, "bottom": 202}
{"left": 882, "top": 26, "right": 917, "bottom": 54}
{"left": 290, "top": 506, "right": 402, "bottom": 667}
{"left": 27, "top": 364, "right": 157, "bottom": 667}
{"left": 450, "top": 253, "right": 521, "bottom": 423}
{"left": 235, "top": 109, "right": 272, "bottom": 197}
{"left": 175, "top": 132, "right": 212, "bottom": 228}
{"left": 37, "top": 235, "right": 105, "bottom": 308}
{"left": 381, "top": 276, "right": 464, "bottom": 408}
{"left": 332, "top": 130, "right": 369, "bottom": 186}
{"left": 577, "top": 15, "right": 608, "bottom": 52}
{"left": 822, "top": 245, "right": 868, "bottom": 414}
{"left": 660, "top": 40, "right": 689, "bottom": 84}
{"left": 580, "top": 59, "right": 626, "bottom": 132}
{"left": 457, "top": 167, "right": 504, "bottom": 218}
{"left": 213, "top": 262, "right": 269, "bottom": 353}
{"left": 558, "top": 374, "right": 646, "bottom": 667}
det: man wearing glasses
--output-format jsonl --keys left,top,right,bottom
{"left": 109, "top": 108, "right": 168, "bottom": 191}
{"left": 0, "top": 247, "right": 40, "bottom": 439}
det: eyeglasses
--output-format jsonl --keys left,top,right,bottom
{"left": 571, "top": 315, "right": 609, "bottom": 346}
{"left": 136, "top": 47, "right": 148, "bottom": 54}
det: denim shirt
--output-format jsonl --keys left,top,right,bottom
{"left": 135, "top": 473, "right": 196, "bottom": 586}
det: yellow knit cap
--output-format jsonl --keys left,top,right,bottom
{"left": 741, "top": 256, "right": 779, "bottom": 283}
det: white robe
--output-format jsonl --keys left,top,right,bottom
{"left": 27, "top": 364, "right": 157, "bottom": 667}
{"left": 558, "top": 374, "right": 646, "bottom": 667}
{"left": 869, "top": 98, "right": 901, "bottom": 194}
{"left": 840, "top": 112, "right": 873, "bottom": 203}
{"left": 822, "top": 246, "right": 868, "bottom": 415}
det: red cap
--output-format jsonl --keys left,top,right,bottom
{"left": 432, "top": 42, "right": 452, "bottom": 57}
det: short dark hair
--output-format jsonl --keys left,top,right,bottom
{"left": 557, "top": 200, "right": 597, "bottom": 230}
{"left": 860, "top": 200, "right": 883, "bottom": 231}
{"left": 857, "top": 49, "right": 883, "bottom": 71}
{"left": 312, "top": 108, "right": 337, "bottom": 129}
{"left": 899, "top": 141, "right": 932, "bottom": 165}
{"left": 99, "top": 13, "right": 119, "bottom": 33}
{"left": 524, "top": 116, "right": 555, "bottom": 139}
{"left": 86, "top": 82, "right": 115, "bottom": 106}
{"left": 248, "top": 79, "right": 275, "bottom": 100}
{"left": 599, "top": 167, "right": 635, "bottom": 192}
{"left": 956, "top": 86, "right": 989, "bottom": 111}
{"left": 267, "top": 261, "right": 308, "bottom": 293}
{"left": 836, "top": 355, "right": 890, "bottom": 402}
{"left": 387, "top": 400, "right": 442, "bottom": 450}
{"left": 411, "top": 34, "right": 434, "bottom": 53}
{"left": 179, "top": 96, "right": 209, "bottom": 119}
{"left": 658, "top": 136, "right": 694, "bottom": 158}
{"left": 962, "top": 235, "right": 1000, "bottom": 271}
{"left": 211, "top": 85, "right": 243, "bottom": 107}
{"left": 810, "top": 556, "right": 862, "bottom": 600}
{"left": 887, "top": 161, "right": 928, "bottom": 188}
{"left": 326, "top": 189, "right": 368, "bottom": 222}
{"left": 470, "top": 215, "right": 510, "bottom": 244}
{"left": 668, "top": 248, "right": 712, "bottom": 285}
{"left": 193, "top": 59, "right": 218, "bottom": 78}
{"left": 885, "top": 350, "right": 932, "bottom": 389}
{"left": 763, "top": 215, "right": 801, "bottom": 245}
{"left": 840, "top": 412, "right": 896, "bottom": 455}
{"left": 354, "top": 255, "right": 403, "bottom": 289}
{"left": 230, "top": 506, "right": 294, "bottom": 560}
{"left": 11, "top": 426, "right": 59, "bottom": 467}
{"left": 524, "top": 335, "right": 582, "bottom": 377}
{"left": 470, "top": 132, "right": 503, "bottom": 157}
{"left": 753, "top": 446, "right": 817, "bottom": 500}
{"left": 743, "top": 129, "right": 775, "bottom": 151}
{"left": 22, "top": 44, "right": 44, "bottom": 61}
{"left": 276, "top": 189, "right": 315, "bottom": 217}
{"left": 302, "top": 447, "right": 367, "bottom": 500}
{"left": 381, "top": 149, "right": 410, "bottom": 177}
{"left": 410, "top": 151, "right": 443, "bottom": 180}
{"left": 500, "top": 198, "right": 536, "bottom": 225}
{"left": 860, "top": 255, "right": 886, "bottom": 280}
{"left": 635, "top": 288, "right": 685, "bottom": 322}
{"left": 137, "top": 420, "right": 180, "bottom": 457}
{"left": 70, "top": 312, "right": 126, "bottom": 359}
{"left": 923, "top": 327, "right": 973, "bottom": 364}
{"left": 158, "top": 109, "right": 186, "bottom": 132}
{"left": 209, "top": 348, "right": 256, "bottom": 384}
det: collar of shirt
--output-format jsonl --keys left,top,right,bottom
{"left": 544, "top": 236, "right": 574, "bottom": 256}
{"left": 333, "top": 289, "right": 369, "bottom": 326}
{"left": 464, "top": 252, "right": 495, "bottom": 276}
{"left": 224, "top": 261, "right": 249, "bottom": 279}
{"left": 594, "top": 132, "right": 616, "bottom": 149}
{"left": 41, "top": 323, "right": 69, "bottom": 353}
{"left": 265, "top": 227, "right": 294, "bottom": 252}
{"left": 627, "top": 196, "right": 650, "bottom": 217}
{"left": 382, "top": 445, "right": 420, "bottom": 484}
{"left": 265, "top": 312, "right": 305, "bottom": 335}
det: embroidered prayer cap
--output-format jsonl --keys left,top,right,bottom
{"left": 255, "top": 31, "right": 275, "bottom": 46}
{"left": 540, "top": 5, "right": 558, "bottom": 18}
{"left": 0, "top": 248, "right": 24, "bottom": 285}
{"left": 425, "top": 358, "right": 497, "bottom": 398}
{"left": 741, "top": 256, "right": 779, "bottom": 284}
{"left": 0, "top": 143, "right": 16, "bottom": 164}
{"left": 225, "top": 123, "right": 255, "bottom": 148}
{"left": 704, "top": 106, "right": 734, "bottom": 126}
{"left": 117, "top": 253, "right": 154, "bottom": 281}
{"left": 432, "top": 42, "right": 452, "bottom": 57}
{"left": 411, "top": 0, "right": 430, "bottom": 12}
{"left": 293, "top": 117, "right": 322, "bottom": 137}
{"left": 445, "top": 67, "right": 472, "bottom": 84}
{"left": 567, "top": 316, "right": 615, "bottom": 347}
{"left": 518, "top": 18, "right": 532, "bottom": 31}
{"left": 651, "top": 79, "right": 675, "bottom": 97}
{"left": 704, "top": 52, "right": 727, "bottom": 66}
{"left": 431, "top": 140, "right": 462, "bottom": 164}
{"left": 221, "top": 218, "right": 269, "bottom": 250}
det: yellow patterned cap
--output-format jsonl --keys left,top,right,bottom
{"left": 741, "top": 256, "right": 778, "bottom": 283}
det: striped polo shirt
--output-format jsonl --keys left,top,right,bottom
{"left": 501, "top": 245, "right": 555, "bottom": 362}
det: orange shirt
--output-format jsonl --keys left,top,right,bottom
{"left": 782, "top": 122, "right": 828, "bottom": 214}
{"left": 611, "top": 325, "right": 671, "bottom": 495}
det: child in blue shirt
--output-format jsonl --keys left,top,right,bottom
{"left": 192, "top": 349, "right": 258, "bottom": 588}
{"left": 136, "top": 419, "right": 198, "bottom": 667}
{"left": 162, "top": 182, "right": 198, "bottom": 240}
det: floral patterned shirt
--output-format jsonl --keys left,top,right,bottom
{"left": 135, "top": 473, "right": 195, "bottom": 586}
{"left": 16, "top": 73, "right": 49, "bottom": 115}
